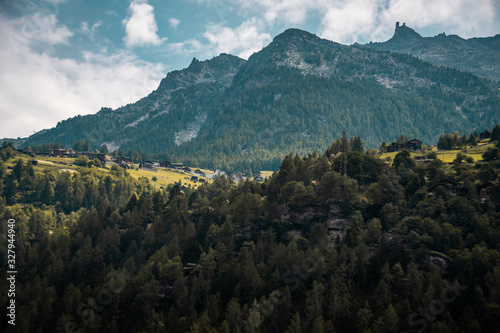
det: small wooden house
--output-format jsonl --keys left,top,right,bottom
{"left": 405, "top": 139, "right": 422, "bottom": 151}
{"left": 478, "top": 183, "right": 493, "bottom": 202}
{"left": 438, "top": 179, "right": 458, "bottom": 195}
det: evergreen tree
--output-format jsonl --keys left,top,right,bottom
{"left": 352, "top": 136, "right": 365, "bottom": 153}
{"left": 468, "top": 132, "right": 478, "bottom": 146}
{"left": 380, "top": 141, "right": 388, "bottom": 153}
{"left": 491, "top": 124, "right": 500, "bottom": 141}
{"left": 100, "top": 144, "right": 109, "bottom": 154}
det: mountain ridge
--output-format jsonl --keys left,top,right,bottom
{"left": 365, "top": 22, "right": 500, "bottom": 81}
{"left": 5, "top": 26, "right": 500, "bottom": 172}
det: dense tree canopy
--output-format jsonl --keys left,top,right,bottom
{"left": 1, "top": 134, "right": 500, "bottom": 333}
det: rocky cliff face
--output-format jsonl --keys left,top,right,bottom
{"left": 365, "top": 22, "right": 500, "bottom": 81}
{"left": 157, "top": 54, "right": 245, "bottom": 91}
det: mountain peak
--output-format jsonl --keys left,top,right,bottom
{"left": 272, "top": 28, "right": 320, "bottom": 44}
{"left": 392, "top": 22, "right": 422, "bottom": 40}
{"left": 158, "top": 53, "right": 245, "bottom": 91}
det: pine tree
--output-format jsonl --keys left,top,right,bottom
{"left": 491, "top": 124, "right": 500, "bottom": 141}
{"left": 352, "top": 136, "right": 365, "bottom": 153}
{"left": 286, "top": 312, "right": 302, "bottom": 333}
{"left": 380, "top": 141, "right": 388, "bottom": 153}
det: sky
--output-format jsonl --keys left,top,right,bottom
{"left": 0, "top": 0, "right": 499, "bottom": 139}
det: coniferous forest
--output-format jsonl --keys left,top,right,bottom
{"left": 1, "top": 135, "right": 500, "bottom": 333}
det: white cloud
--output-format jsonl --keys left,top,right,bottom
{"left": 9, "top": 13, "right": 73, "bottom": 48}
{"left": 0, "top": 12, "right": 165, "bottom": 139}
{"left": 169, "top": 17, "right": 180, "bottom": 29}
{"left": 123, "top": 0, "right": 165, "bottom": 47}
{"left": 169, "top": 18, "right": 271, "bottom": 60}
{"left": 196, "top": 0, "right": 314, "bottom": 25}
{"left": 202, "top": 18, "right": 272, "bottom": 59}
{"left": 194, "top": 0, "right": 499, "bottom": 43}
{"left": 79, "top": 20, "right": 102, "bottom": 40}
{"left": 319, "top": 0, "right": 380, "bottom": 44}
{"left": 106, "top": 10, "right": 119, "bottom": 17}
{"left": 379, "top": 0, "right": 497, "bottom": 38}
{"left": 247, "top": 0, "right": 313, "bottom": 25}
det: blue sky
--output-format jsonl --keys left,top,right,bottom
{"left": 1, "top": 0, "right": 499, "bottom": 138}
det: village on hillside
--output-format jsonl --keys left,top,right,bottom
{"left": 14, "top": 147, "right": 266, "bottom": 190}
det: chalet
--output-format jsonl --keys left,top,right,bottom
{"left": 143, "top": 162, "right": 154, "bottom": 169}
{"left": 386, "top": 142, "right": 404, "bottom": 152}
{"left": 190, "top": 176, "right": 198, "bottom": 182}
{"left": 480, "top": 130, "right": 491, "bottom": 140}
{"left": 171, "top": 163, "right": 184, "bottom": 169}
{"left": 76, "top": 151, "right": 106, "bottom": 163}
{"left": 254, "top": 176, "right": 264, "bottom": 182}
{"left": 414, "top": 155, "right": 433, "bottom": 166}
{"left": 194, "top": 169, "right": 203, "bottom": 175}
{"left": 438, "top": 179, "right": 458, "bottom": 195}
{"left": 199, "top": 178, "right": 206, "bottom": 184}
{"left": 182, "top": 166, "right": 191, "bottom": 172}
{"left": 51, "top": 148, "right": 67, "bottom": 157}
{"left": 85, "top": 152, "right": 106, "bottom": 163}
{"left": 214, "top": 169, "right": 226, "bottom": 177}
{"left": 151, "top": 160, "right": 160, "bottom": 167}
{"left": 405, "top": 139, "right": 422, "bottom": 151}
{"left": 113, "top": 156, "right": 131, "bottom": 165}
{"left": 478, "top": 183, "right": 493, "bottom": 202}
{"left": 160, "top": 161, "right": 171, "bottom": 168}
{"left": 230, "top": 174, "right": 240, "bottom": 182}
{"left": 52, "top": 148, "right": 78, "bottom": 157}
{"left": 253, "top": 171, "right": 262, "bottom": 178}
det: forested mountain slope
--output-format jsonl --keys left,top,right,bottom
{"left": 17, "top": 28, "right": 500, "bottom": 172}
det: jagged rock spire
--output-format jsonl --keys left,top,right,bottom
{"left": 392, "top": 21, "right": 421, "bottom": 39}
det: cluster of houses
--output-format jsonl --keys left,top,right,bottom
{"left": 27, "top": 148, "right": 263, "bottom": 183}
{"left": 386, "top": 139, "right": 422, "bottom": 152}
{"left": 387, "top": 130, "right": 491, "bottom": 153}
{"left": 228, "top": 171, "right": 264, "bottom": 182}
{"left": 52, "top": 148, "right": 107, "bottom": 163}
{"left": 140, "top": 161, "right": 265, "bottom": 182}
{"left": 142, "top": 161, "right": 192, "bottom": 172}
{"left": 24, "top": 148, "right": 108, "bottom": 163}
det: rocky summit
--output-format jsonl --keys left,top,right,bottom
{"left": 365, "top": 22, "right": 500, "bottom": 81}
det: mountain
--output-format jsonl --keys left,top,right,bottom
{"left": 16, "top": 28, "right": 500, "bottom": 172}
{"left": 364, "top": 22, "right": 500, "bottom": 81}
{"left": 21, "top": 53, "right": 246, "bottom": 153}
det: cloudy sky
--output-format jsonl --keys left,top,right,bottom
{"left": 1, "top": 0, "right": 499, "bottom": 139}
